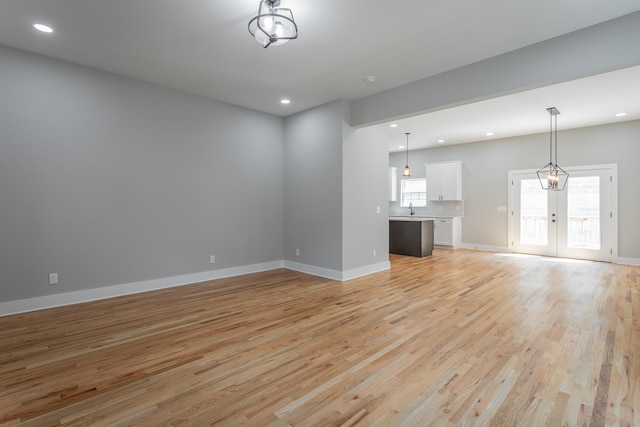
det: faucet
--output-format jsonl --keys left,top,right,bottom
{"left": 409, "top": 202, "right": 415, "bottom": 216}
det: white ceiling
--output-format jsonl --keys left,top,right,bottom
{"left": 1, "top": 0, "right": 640, "bottom": 149}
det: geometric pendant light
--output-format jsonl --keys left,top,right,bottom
{"left": 248, "top": 0, "right": 298, "bottom": 48}
{"left": 537, "top": 107, "right": 569, "bottom": 190}
{"left": 402, "top": 132, "right": 411, "bottom": 177}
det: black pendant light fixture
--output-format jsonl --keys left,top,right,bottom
{"left": 537, "top": 107, "right": 569, "bottom": 190}
{"left": 402, "top": 132, "right": 411, "bottom": 177}
{"left": 248, "top": 0, "right": 298, "bottom": 48}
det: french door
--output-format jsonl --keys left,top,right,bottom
{"left": 508, "top": 165, "right": 617, "bottom": 262}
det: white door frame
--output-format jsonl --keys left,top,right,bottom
{"left": 508, "top": 164, "right": 618, "bottom": 262}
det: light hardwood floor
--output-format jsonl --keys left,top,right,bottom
{"left": 1, "top": 249, "right": 639, "bottom": 426}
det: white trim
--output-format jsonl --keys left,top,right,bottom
{"left": 459, "top": 243, "right": 510, "bottom": 253}
{"left": 0, "top": 261, "right": 284, "bottom": 317}
{"left": 1, "top": 259, "right": 395, "bottom": 317}
{"left": 283, "top": 260, "right": 343, "bottom": 281}
{"left": 454, "top": 244, "right": 640, "bottom": 266}
{"left": 342, "top": 261, "right": 391, "bottom": 280}
{"left": 508, "top": 163, "right": 619, "bottom": 177}
{"left": 284, "top": 260, "right": 391, "bottom": 281}
{"left": 615, "top": 257, "right": 640, "bottom": 266}
{"left": 3, "top": 253, "right": 636, "bottom": 317}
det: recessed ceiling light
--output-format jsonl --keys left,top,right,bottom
{"left": 615, "top": 112, "right": 627, "bottom": 117}
{"left": 390, "top": 124, "right": 398, "bottom": 128}
{"left": 398, "top": 145, "right": 405, "bottom": 149}
{"left": 33, "top": 23, "right": 53, "bottom": 33}
{"left": 486, "top": 132, "right": 494, "bottom": 136}
{"left": 438, "top": 139, "right": 445, "bottom": 143}
{"left": 280, "top": 99, "right": 290, "bottom": 105}
{"left": 364, "top": 76, "right": 376, "bottom": 84}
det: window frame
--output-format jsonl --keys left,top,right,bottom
{"left": 400, "top": 178, "right": 427, "bottom": 207}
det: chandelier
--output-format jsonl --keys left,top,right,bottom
{"left": 248, "top": 0, "right": 298, "bottom": 48}
{"left": 537, "top": 107, "right": 568, "bottom": 190}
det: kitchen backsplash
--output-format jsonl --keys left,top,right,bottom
{"left": 389, "top": 200, "right": 464, "bottom": 218}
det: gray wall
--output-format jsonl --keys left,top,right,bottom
{"left": 0, "top": 45, "right": 284, "bottom": 302}
{"left": 283, "top": 100, "right": 346, "bottom": 271}
{"left": 389, "top": 120, "right": 640, "bottom": 258}
{"left": 282, "top": 101, "right": 391, "bottom": 275}
{"left": 342, "top": 124, "right": 390, "bottom": 271}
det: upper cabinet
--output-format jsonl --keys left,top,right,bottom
{"left": 426, "top": 161, "right": 462, "bottom": 201}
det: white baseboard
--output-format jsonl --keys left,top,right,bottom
{"left": 459, "top": 243, "right": 510, "bottom": 253}
{"left": 616, "top": 256, "right": 640, "bottom": 266}
{"left": 0, "top": 260, "right": 284, "bottom": 317}
{"left": 283, "top": 260, "right": 391, "bottom": 281}
{"left": 6, "top": 250, "right": 633, "bottom": 317}
{"left": 461, "top": 244, "right": 640, "bottom": 267}
{"left": 342, "top": 261, "right": 391, "bottom": 280}
{"left": 0, "top": 259, "right": 393, "bottom": 317}
{"left": 283, "top": 260, "right": 343, "bottom": 281}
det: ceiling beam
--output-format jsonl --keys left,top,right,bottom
{"left": 350, "top": 11, "right": 640, "bottom": 127}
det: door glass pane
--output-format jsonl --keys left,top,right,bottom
{"left": 520, "top": 179, "right": 547, "bottom": 245}
{"left": 567, "top": 176, "right": 600, "bottom": 249}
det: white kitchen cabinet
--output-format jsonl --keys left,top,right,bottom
{"left": 433, "top": 217, "right": 461, "bottom": 249}
{"left": 426, "top": 161, "right": 462, "bottom": 201}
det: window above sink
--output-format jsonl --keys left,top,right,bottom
{"left": 401, "top": 178, "right": 427, "bottom": 207}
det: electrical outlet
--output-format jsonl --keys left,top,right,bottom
{"left": 372, "top": 249, "right": 377, "bottom": 257}
{"left": 48, "top": 273, "right": 58, "bottom": 285}
{"left": 210, "top": 255, "right": 216, "bottom": 264}
{"left": 376, "top": 206, "right": 381, "bottom": 214}
{"left": 295, "top": 249, "right": 300, "bottom": 257}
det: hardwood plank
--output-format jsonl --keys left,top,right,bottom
{"left": 1, "top": 250, "right": 639, "bottom": 426}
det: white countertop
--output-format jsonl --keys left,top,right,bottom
{"left": 389, "top": 216, "right": 436, "bottom": 221}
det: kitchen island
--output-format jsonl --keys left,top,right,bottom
{"left": 389, "top": 217, "right": 434, "bottom": 257}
